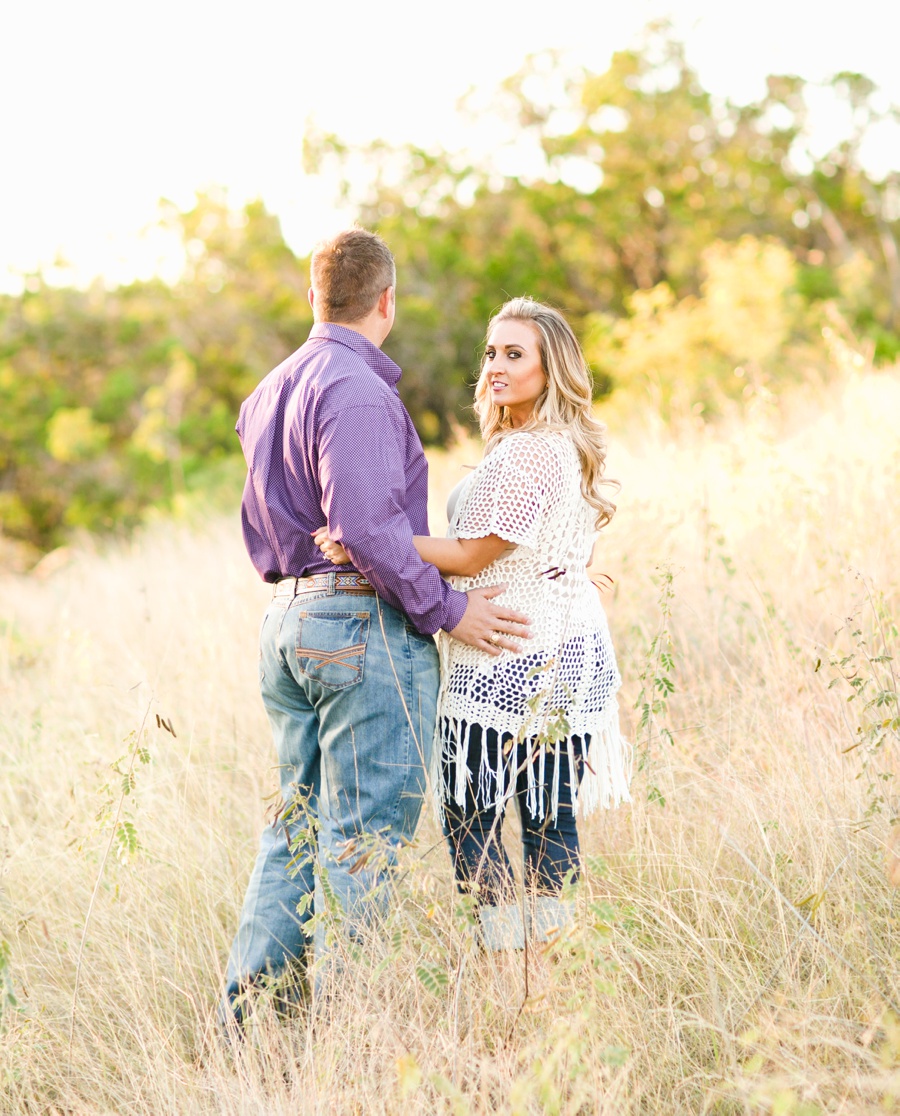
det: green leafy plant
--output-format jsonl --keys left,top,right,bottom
{"left": 633, "top": 564, "right": 678, "bottom": 806}
{"left": 69, "top": 704, "right": 171, "bottom": 1060}
{"left": 821, "top": 570, "right": 899, "bottom": 826}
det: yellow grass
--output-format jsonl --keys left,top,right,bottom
{"left": 1, "top": 368, "right": 899, "bottom": 1114}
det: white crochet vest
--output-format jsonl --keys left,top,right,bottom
{"left": 437, "top": 429, "right": 632, "bottom": 820}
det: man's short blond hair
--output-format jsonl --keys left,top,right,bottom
{"left": 310, "top": 227, "right": 396, "bottom": 324}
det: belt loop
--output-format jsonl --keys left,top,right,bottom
{"left": 327, "top": 570, "right": 336, "bottom": 596}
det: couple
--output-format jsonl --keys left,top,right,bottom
{"left": 220, "top": 227, "right": 631, "bottom": 1029}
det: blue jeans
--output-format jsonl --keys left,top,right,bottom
{"left": 442, "top": 722, "right": 585, "bottom": 907}
{"left": 220, "top": 582, "right": 439, "bottom": 1025}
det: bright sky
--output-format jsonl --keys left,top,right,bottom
{"left": 2, "top": 0, "right": 899, "bottom": 293}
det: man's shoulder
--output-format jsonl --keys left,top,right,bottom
{"left": 296, "top": 337, "right": 396, "bottom": 402}
{"left": 238, "top": 335, "right": 404, "bottom": 446}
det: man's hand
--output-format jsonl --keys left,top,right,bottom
{"left": 447, "top": 584, "right": 531, "bottom": 655}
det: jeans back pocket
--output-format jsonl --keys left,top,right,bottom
{"left": 296, "top": 610, "right": 369, "bottom": 690}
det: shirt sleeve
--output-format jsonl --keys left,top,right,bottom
{"left": 454, "top": 434, "right": 562, "bottom": 551}
{"left": 316, "top": 401, "right": 467, "bottom": 636}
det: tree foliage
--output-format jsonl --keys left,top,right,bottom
{"left": 2, "top": 24, "right": 898, "bottom": 554}
{"left": 0, "top": 194, "right": 312, "bottom": 553}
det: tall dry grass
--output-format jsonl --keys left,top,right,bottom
{"left": 0, "top": 366, "right": 898, "bottom": 1114}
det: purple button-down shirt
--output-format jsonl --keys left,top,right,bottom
{"left": 236, "top": 322, "right": 468, "bottom": 636}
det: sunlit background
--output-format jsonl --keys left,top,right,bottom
{"left": 1, "top": 0, "right": 899, "bottom": 559}
{"left": 3, "top": 0, "right": 899, "bottom": 290}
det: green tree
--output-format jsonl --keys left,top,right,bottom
{"left": 311, "top": 19, "right": 899, "bottom": 406}
{"left": 2, "top": 24, "right": 897, "bottom": 554}
{"left": 0, "top": 193, "right": 312, "bottom": 552}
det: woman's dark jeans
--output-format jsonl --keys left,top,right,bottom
{"left": 442, "top": 721, "right": 586, "bottom": 907}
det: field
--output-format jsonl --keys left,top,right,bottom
{"left": 1, "top": 366, "right": 899, "bottom": 1114}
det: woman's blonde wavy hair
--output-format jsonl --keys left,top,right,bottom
{"left": 474, "top": 297, "right": 618, "bottom": 530}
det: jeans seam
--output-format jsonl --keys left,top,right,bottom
{"left": 382, "top": 616, "right": 412, "bottom": 837}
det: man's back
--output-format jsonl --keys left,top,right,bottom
{"left": 236, "top": 322, "right": 456, "bottom": 634}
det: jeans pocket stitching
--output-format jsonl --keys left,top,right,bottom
{"left": 296, "top": 643, "right": 366, "bottom": 672}
{"left": 295, "top": 615, "right": 369, "bottom": 691}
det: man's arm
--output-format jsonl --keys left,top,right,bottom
{"left": 316, "top": 404, "right": 528, "bottom": 650}
{"left": 316, "top": 401, "right": 464, "bottom": 634}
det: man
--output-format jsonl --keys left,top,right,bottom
{"left": 220, "top": 227, "right": 527, "bottom": 1028}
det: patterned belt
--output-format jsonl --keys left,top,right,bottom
{"left": 272, "top": 571, "right": 375, "bottom": 598}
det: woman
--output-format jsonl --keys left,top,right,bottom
{"left": 316, "top": 297, "right": 630, "bottom": 948}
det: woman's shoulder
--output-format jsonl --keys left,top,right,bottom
{"left": 481, "top": 431, "right": 576, "bottom": 493}
{"left": 489, "top": 427, "right": 574, "bottom": 465}
{"left": 514, "top": 431, "right": 581, "bottom": 486}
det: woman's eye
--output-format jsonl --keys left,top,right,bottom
{"left": 508, "top": 350, "right": 521, "bottom": 359}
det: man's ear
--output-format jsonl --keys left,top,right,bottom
{"left": 378, "top": 286, "right": 394, "bottom": 318}
{"left": 307, "top": 288, "right": 315, "bottom": 311}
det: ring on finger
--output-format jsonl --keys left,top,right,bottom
{"left": 489, "top": 631, "right": 501, "bottom": 646}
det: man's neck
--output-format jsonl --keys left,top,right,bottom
{"left": 317, "top": 317, "right": 385, "bottom": 349}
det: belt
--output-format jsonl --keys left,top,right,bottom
{"left": 272, "top": 571, "right": 375, "bottom": 598}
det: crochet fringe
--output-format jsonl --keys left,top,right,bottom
{"left": 436, "top": 699, "right": 632, "bottom": 825}
{"left": 572, "top": 698, "right": 633, "bottom": 817}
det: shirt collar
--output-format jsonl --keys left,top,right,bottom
{"left": 309, "top": 322, "right": 402, "bottom": 386}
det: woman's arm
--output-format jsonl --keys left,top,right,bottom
{"left": 412, "top": 534, "right": 510, "bottom": 577}
{"left": 312, "top": 527, "right": 511, "bottom": 577}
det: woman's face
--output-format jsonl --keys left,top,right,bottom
{"left": 483, "top": 320, "right": 547, "bottom": 427}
